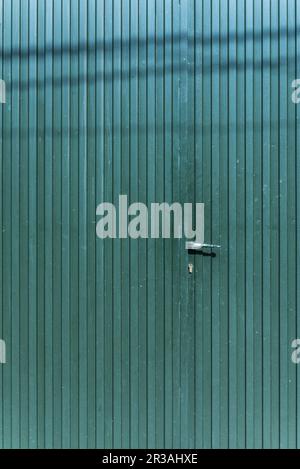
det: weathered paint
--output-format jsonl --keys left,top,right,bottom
{"left": 0, "top": 79, "right": 5, "bottom": 103}
{"left": 0, "top": 0, "right": 300, "bottom": 449}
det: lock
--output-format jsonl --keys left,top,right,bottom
{"left": 188, "top": 263, "right": 194, "bottom": 274}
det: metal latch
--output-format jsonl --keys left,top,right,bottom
{"left": 186, "top": 241, "right": 221, "bottom": 251}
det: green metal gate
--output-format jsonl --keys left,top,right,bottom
{"left": 0, "top": 0, "right": 300, "bottom": 449}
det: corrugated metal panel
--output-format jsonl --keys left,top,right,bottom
{"left": 0, "top": 0, "right": 299, "bottom": 449}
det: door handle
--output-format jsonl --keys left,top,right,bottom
{"left": 186, "top": 241, "right": 221, "bottom": 251}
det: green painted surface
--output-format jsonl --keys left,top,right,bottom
{"left": 0, "top": 0, "right": 299, "bottom": 448}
